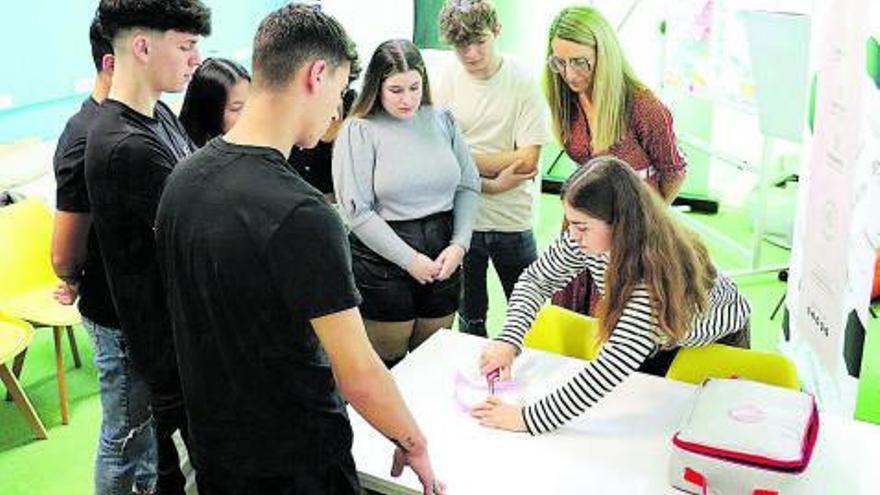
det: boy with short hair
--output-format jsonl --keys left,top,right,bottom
{"left": 51, "top": 14, "right": 157, "bottom": 495}
{"left": 156, "top": 5, "right": 443, "bottom": 494}
{"left": 85, "top": 1, "right": 211, "bottom": 492}
{"left": 435, "top": 0, "right": 549, "bottom": 337}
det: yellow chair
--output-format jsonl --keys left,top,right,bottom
{"left": 0, "top": 198, "right": 83, "bottom": 424}
{"left": 0, "top": 315, "right": 48, "bottom": 439}
{"left": 524, "top": 305, "right": 601, "bottom": 360}
{"left": 666, "top": 343, "right": 800, "bottom": 390}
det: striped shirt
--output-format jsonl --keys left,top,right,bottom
{"left": 496, "top": 233, "right": 751, "bottom": 435}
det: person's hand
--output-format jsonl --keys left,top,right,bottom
{"left": 479, "top": 340, "right": 518, "bottom": 380}
{"left": 391, "top": 444, "right": 446, "bottom": 495}
{"left": 490, "top": 161, "right": 538, "bottom": 193}
{"left": 434, "top": 244, "right": 465, "bottom": 281}
{"left": 471, "top": 396, "right": 527, "bottom": 432}
{"left": 407, "top": 254, "right": 442, "bottom": 284}
{"left": 53, "top": 280, "right": 79, "bottom": 305}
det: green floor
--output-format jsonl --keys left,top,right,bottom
{"left": 1, "top": 194, "right": 878, "bottom": 494}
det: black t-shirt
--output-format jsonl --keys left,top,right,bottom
{"left": 84, "top": 99, "right": 194, "bottom": 388}
{"left": 156, "top": 138, "right": 361, "bottom": 477}
{"left": 53, "top": 97, "right": 119, "bottom": 327}
{"left": 288, "top": 139, "right": 334, "bottom": 194}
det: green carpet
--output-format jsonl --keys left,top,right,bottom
{"left": 1, "top": 193, "right": 877, "bottom": 494}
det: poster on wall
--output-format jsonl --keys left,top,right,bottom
{"left": 785, "top": 0, "right": 879, "bottom": 414}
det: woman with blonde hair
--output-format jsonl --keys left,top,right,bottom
{"left": 472, "top": 157, "right": 749, "bottom": 434}
{"left": 545, "top": 6, "right": 688, "bottom": 316}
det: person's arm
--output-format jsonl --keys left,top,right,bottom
{"left": 474, "top": 146, "right": 541, "bottom": 177}
{"left": 434, "top": 111, "right": 481, "bottom": 279}
{"left": 444, "top": 110, "right": 481, "bottom": 251}
{"left": 480, "top": 161, "right": 538, "bottom": 195}
{"left": 520, "top": 285, "right": 657, "bottom": 434}
{"left": 495, "top": 233, "right": 591, "bottom": 350}
{"left": 658, "top": 173, "right": 685, "bottom": 203}
{"left": 312, "top": 308, "right": 442, "bottom": 494}
{"left": 476, "top": 282, "right": 659, "bottom": 434}
{"left": 635, "top": 92, "right": 687, "bottom": 203}
{"left": 267, "top": 203, "right": 443, "bottom": 494}
{"left": 434, "top": 110, "right": 482, "bottom": 280}
{"left": 481, "top": 64, "right": 550, "bottom": 191}
{"left": 478, "top": 233, "right": 592, "bottom": 378}
{"left": 51, "top": 212, "right": 90, "bottom": 282}
{"left": 332, "top": 120, "right": 420, "bottom": 270}
{"left": 51, "top": 126, "right": 92, "bottom": 302}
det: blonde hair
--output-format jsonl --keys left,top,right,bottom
{"left": 543, "top": 6, "right": 644, "bottom": 152}
{"left": 562, "top": 157, "right": 717, "bottom": 345}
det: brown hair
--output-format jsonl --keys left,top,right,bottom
{"left": 252, "top": 4, "right": 359, "bottom": 90}
{"left": 349, "top": 39, "right": 432, "bottom": 118}
{"left": 562, "top": 157, "right": 717, "bottom": 345}
{"left": 438, "top": 0, "right": 500, "bottom": 46}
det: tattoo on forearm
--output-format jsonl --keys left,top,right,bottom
{"left": 392, "top": 435, "right": 416, "bottom": 452}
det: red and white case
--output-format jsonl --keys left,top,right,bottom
{"left": 669, "top": 378, "right": 819, "bottom": 495}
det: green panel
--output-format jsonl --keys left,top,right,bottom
{"left": 855, "top": 313, "right": 880, "bottom": 423}
{"left": 540, "top": 140, "right": 578, "bottom": 180}
{"left": 414, "top": 0, "right": 448, "bottom": 49}
{"left": 671, "top": 93, "right": 714, "bottom": 200}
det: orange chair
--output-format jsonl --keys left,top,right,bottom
{"left": 0, "top": 198, "right": 83, "bottom": 424}
{"left": 0, "top": 315, "right": 48, "bottom": 439}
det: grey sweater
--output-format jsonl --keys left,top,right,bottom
{"left": 332, "top": 106, "right": 481, "bottom": 269}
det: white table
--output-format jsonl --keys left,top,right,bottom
{"left": 348, "top": 330, "right": 879, "bottom": 494}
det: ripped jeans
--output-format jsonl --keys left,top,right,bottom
{"left": 83, "top": 317, "right": 158, "bottom": 495}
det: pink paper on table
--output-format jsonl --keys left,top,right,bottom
{"left": 453, "top": 368, "right": 522, "bottom": 412}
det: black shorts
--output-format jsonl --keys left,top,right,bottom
{"left": 351, "top": 211, "right": 460, "bottom": 321}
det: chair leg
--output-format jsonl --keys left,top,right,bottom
{"left": 66, "top": 326, "right": 82, "bottom": 368}
{"left": 0, "top": 363, "right": 48, "bottom": 439}
{"left": 770, "top": 293, "right": 786, "bottom": 320}
{"left": 4, "top": 348, "right": 27, "bottom": 402}
{"left": 53, "top": 326, "right": 70, "bottom": 425}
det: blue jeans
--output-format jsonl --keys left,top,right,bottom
{"left": 459, "top": 230, "right": 538, "bottom": 337}
{"left": 83, "top": 317, "right": 158, "bottom": 495}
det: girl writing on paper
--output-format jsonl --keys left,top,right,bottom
{"left": 544, "top": 6, "right": 687, "bottom": 326}
{"left": 473, "top": 157, "right": 750, "bottom": 434}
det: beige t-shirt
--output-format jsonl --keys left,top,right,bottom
{"left": 434, "top": 56, "right": 549, "bottom": 232}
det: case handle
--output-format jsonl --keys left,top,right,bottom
{"left": 683, "top": 467, "right": 779, "bottom": 495}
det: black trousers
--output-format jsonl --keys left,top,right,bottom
{"left": 150, "top": 372, "right": 191, "bottom": 495}
{"left": 195, "top": 453, "right": 361, "bottom": 495}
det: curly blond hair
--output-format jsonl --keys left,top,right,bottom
{"left": 438, "top": 0, "right": 499, "bottom": 46}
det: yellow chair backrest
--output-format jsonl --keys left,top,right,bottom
{"left": 666, "top": 343, "right": 800, "bottom": 390}
{"left": 0, "top": 314, "right": 35, "bottom": 364}
{"left": 524, "top": 305, "right": 601, "bottom": 360}
{"left": 0, "top": 198, "right": 58, "bottom": 301}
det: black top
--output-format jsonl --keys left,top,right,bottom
{"left": 288, "top": 139, "right": 334, "bottom": 194}
{"left": 84, "top": 99, "right": 195, "bottom": 387}
{"left": 53, "top": 97, "right": 119, "bottom": 327}
{"left": 156, "top": 138, "right": 361, "bottom": 476}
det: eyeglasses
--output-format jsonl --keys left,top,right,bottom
{"left": 547, "top": 55, "right": 593, "bottom": 75}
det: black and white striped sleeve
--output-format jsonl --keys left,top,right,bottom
{"left": 521, "top": 285, "right": 660, "bottom": 435}
{"left": 495, "top": 233, "right": 590, "bottom": 350}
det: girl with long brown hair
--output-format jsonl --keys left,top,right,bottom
{"left": 333, "top": 39, "right": 480, "bottom": 367}
{"left": 472, "top": 157, "right": 750, "bottom": 434}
